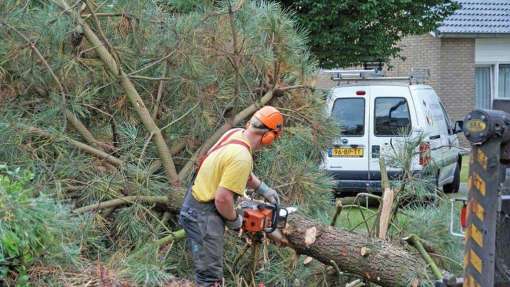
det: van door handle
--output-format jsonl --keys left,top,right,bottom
{"left": 372, "top": 145, "right": 380, "bottom": 158}
{"left": 429, "top": 135, "right": 441, "bottom": 140}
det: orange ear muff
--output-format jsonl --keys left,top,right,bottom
{"left": 260, "top": 130, "right": 277, "bottom": 145}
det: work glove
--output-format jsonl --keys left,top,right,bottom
{"left": 255, "top": 182, "right": 280, "bottom": 204}
{"left": 225, "top": 213, "right": 243, "bottom": 231}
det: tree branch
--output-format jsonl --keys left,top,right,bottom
{"left": 129, "top": 75, "right": 173, "bottom": 81}
{"left": 25, "top": 126, "right": 123, "bottom": 167}
{"left": 228, "top": 0, "right": 241, "bottom": 99}
{"left": 73, "top": 193, "right": 183, "bottom": 214}
{"left": 55, "top": 0, "right": 181, "bottom": 185}
{"left": 73, "top": 195, "right": 167, "bottom": 213}
{"left": 2, "top": 21, "right": 67, "bottom": 130}
{"left": 152, "top": 64, "right": 167, "bottom": 120}
{"left": 1, "top": 21, "right": 110, "bottom": 151}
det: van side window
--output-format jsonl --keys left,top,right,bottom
{"left": 374, "top": 97, "right": 411, "bottom": 136}
{"left": 332, "top": 98, "right": 365, "bottom": 136}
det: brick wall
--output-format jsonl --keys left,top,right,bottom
{"left": 385, "top": 34, "right": 442, "bottom": 92}
{"left": 438, "top": 38, "right": 475, "bottom": 122}
{"left": 385, "top": 34, "right": 475, "bottom": 122}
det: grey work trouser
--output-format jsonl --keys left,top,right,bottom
{"left": 179, "top": 192, "right": 225, "bottom": 286}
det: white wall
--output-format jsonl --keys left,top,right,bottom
{"left": 475, "top": 38, "right": 510, "bottom": 64}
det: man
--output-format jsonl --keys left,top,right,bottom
{"left": 179, "top": 106, "right": 283, "bottom": 286}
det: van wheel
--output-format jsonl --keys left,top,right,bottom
{"left": 443, "top": 159, "right": 461, "bottom": 194}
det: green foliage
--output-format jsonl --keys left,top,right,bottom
{"left": 383, "top": 133, "right": 440, "bottom": 204}
{"left": 0, "top": 166, "right": 99, "bottom": 285}
{"left": 398, "top": 202, "right": 464, "bottom": 274}
{"left": 278, "top": 0, "right": 459, "bottom": 68}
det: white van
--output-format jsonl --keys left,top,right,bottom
{"left": 323, "top": 74, "right": 464, "bottom": 196}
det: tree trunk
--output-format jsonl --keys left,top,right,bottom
{"left": 74, "top": 191, "right": 430, "bottom": 287}
{"left": 283, "top": 214, "right": 427, "bottom": 287}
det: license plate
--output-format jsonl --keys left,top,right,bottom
{"left": 331, "top": 147, "right": 364, "bottom": 157}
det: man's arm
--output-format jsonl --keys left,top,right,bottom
{"left": 214, "top": 186, "right": 237, "bottom": 221}
{"left": 247, "top": 172, "right": 261, "bottom": 190}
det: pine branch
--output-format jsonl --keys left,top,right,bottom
{"left": 129, "top": 75, "right": 173, "bottom": 81}
{"left": 54, "top": 0, "right": 180, "bottom": 185}
{"left": 83, "top": 0, "right": 121, "bottom": 65}
{"left": 278, "top": 85, "right": 313, "bottom": 92}
{"left": 128, "top": 51, "right": 175, "bottom": 77}
{"left": 81, "top": 12, "right": 134, "bottom": 18}
{"left": 228, "top": 0, "right": 241, "bottom": 100}
{"left": 24, "top": 126, "right": 123, "bottom": 167}
{"left": 154, "top": 229, "right": 186, "bottom": 246}
{"left": 151, "top": 64, "right": 167, "bottom": 120}
{"left": 1, "top": 21, "right": 67, "bottom": 130}
{"left": 1, "top": 20, "right": 111, "bottom": 152}
{"left": 72, "top": 195, "right": 182, "bottom": 213}
{"left": 73, "top": 195, "right": 165, "bottom": 213}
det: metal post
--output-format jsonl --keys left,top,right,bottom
{"left": 463, "top": 109, "right": 510, "bottom": 287}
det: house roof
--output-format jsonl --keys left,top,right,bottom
{"left": 437, "top": 0, "right": 510, "bottom": 36}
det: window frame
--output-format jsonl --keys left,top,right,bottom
{"left": 498, "top": 63, "right": 510, "bottom": 100}
{"left": 331, "top": 97, "right": 366, "bottom": 137}
{"left": 373, "top": 97, "right": 412, "bottom": 137}
{"left": 475, "top": 64, "right": 493, "bottom": 109}
{"left": 475, "top": 62, "right": 510, "bottom": 102}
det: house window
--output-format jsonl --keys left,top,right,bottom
{"left": 499, "top": 64, "right": 510, "bottom": 99}
{"left": 475, "top": 66, "right": 492, "bottom": 109}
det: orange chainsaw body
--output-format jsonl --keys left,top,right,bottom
{"left": 242, "top": 208, "right": 274, "bottom": 233}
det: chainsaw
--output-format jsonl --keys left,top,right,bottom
{"left": 239, "top": 200, "right": 296, "bottom": 234}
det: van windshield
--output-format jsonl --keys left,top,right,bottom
{"left": 331, "top": 98, "right": 365, "bottom": 136}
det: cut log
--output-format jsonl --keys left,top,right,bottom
{"left": 284, "top": 214, "right": 428, "bottom": 287}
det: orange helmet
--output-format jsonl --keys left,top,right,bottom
{"left": 252, "top": 106, "right": 284, "bottom": 145}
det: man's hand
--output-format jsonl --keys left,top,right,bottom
{"left": 262, "top": 188, "right": 279, "bottom": 204}
{"left": 225, "top": 213, "right": 243, "bottom": 231}
{"left": 255, "top": 181, "right": 280, "bottom": 204}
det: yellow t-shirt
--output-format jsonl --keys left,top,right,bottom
{"left": 192, "top": 129, "right": 253, "bottom": 202}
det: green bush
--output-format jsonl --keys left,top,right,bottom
{"left": 0, "top": 166, "right": 96, "bottom": 285}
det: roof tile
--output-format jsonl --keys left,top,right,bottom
{"left": 438, "top": 0, "right": 510, "bottom": 34}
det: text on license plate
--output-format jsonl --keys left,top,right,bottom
{"left": 331, "top": 147, "right": 364, "bottom": 157}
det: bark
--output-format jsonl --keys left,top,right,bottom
{"left": 283, "top": 214, "right": 427, "bottom": 287}
{"left": 73, "top": 193, "right": 184, "bottom": 214}
{"left": 26, "top": 126, "right": 123, "bottom": 167}
{"left": 154, "top": 229, "right": 186, "bottom": 246}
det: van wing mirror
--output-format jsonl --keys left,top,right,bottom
{"left": 454, "top": 120, "right": 464, "bottom": 134}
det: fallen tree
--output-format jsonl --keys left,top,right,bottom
{"left": 73, "top": 191, "right": 430, "bottom": 287}
{"left": 283, "top": 214, "right": 427, "bottom": 287}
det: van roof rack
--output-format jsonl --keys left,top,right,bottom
{"left": 322, "top": 68, "right": 430, "bottom": 85}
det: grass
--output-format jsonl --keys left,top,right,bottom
{"left": 460, "top": 155, "right": 470, "bottom": 183}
